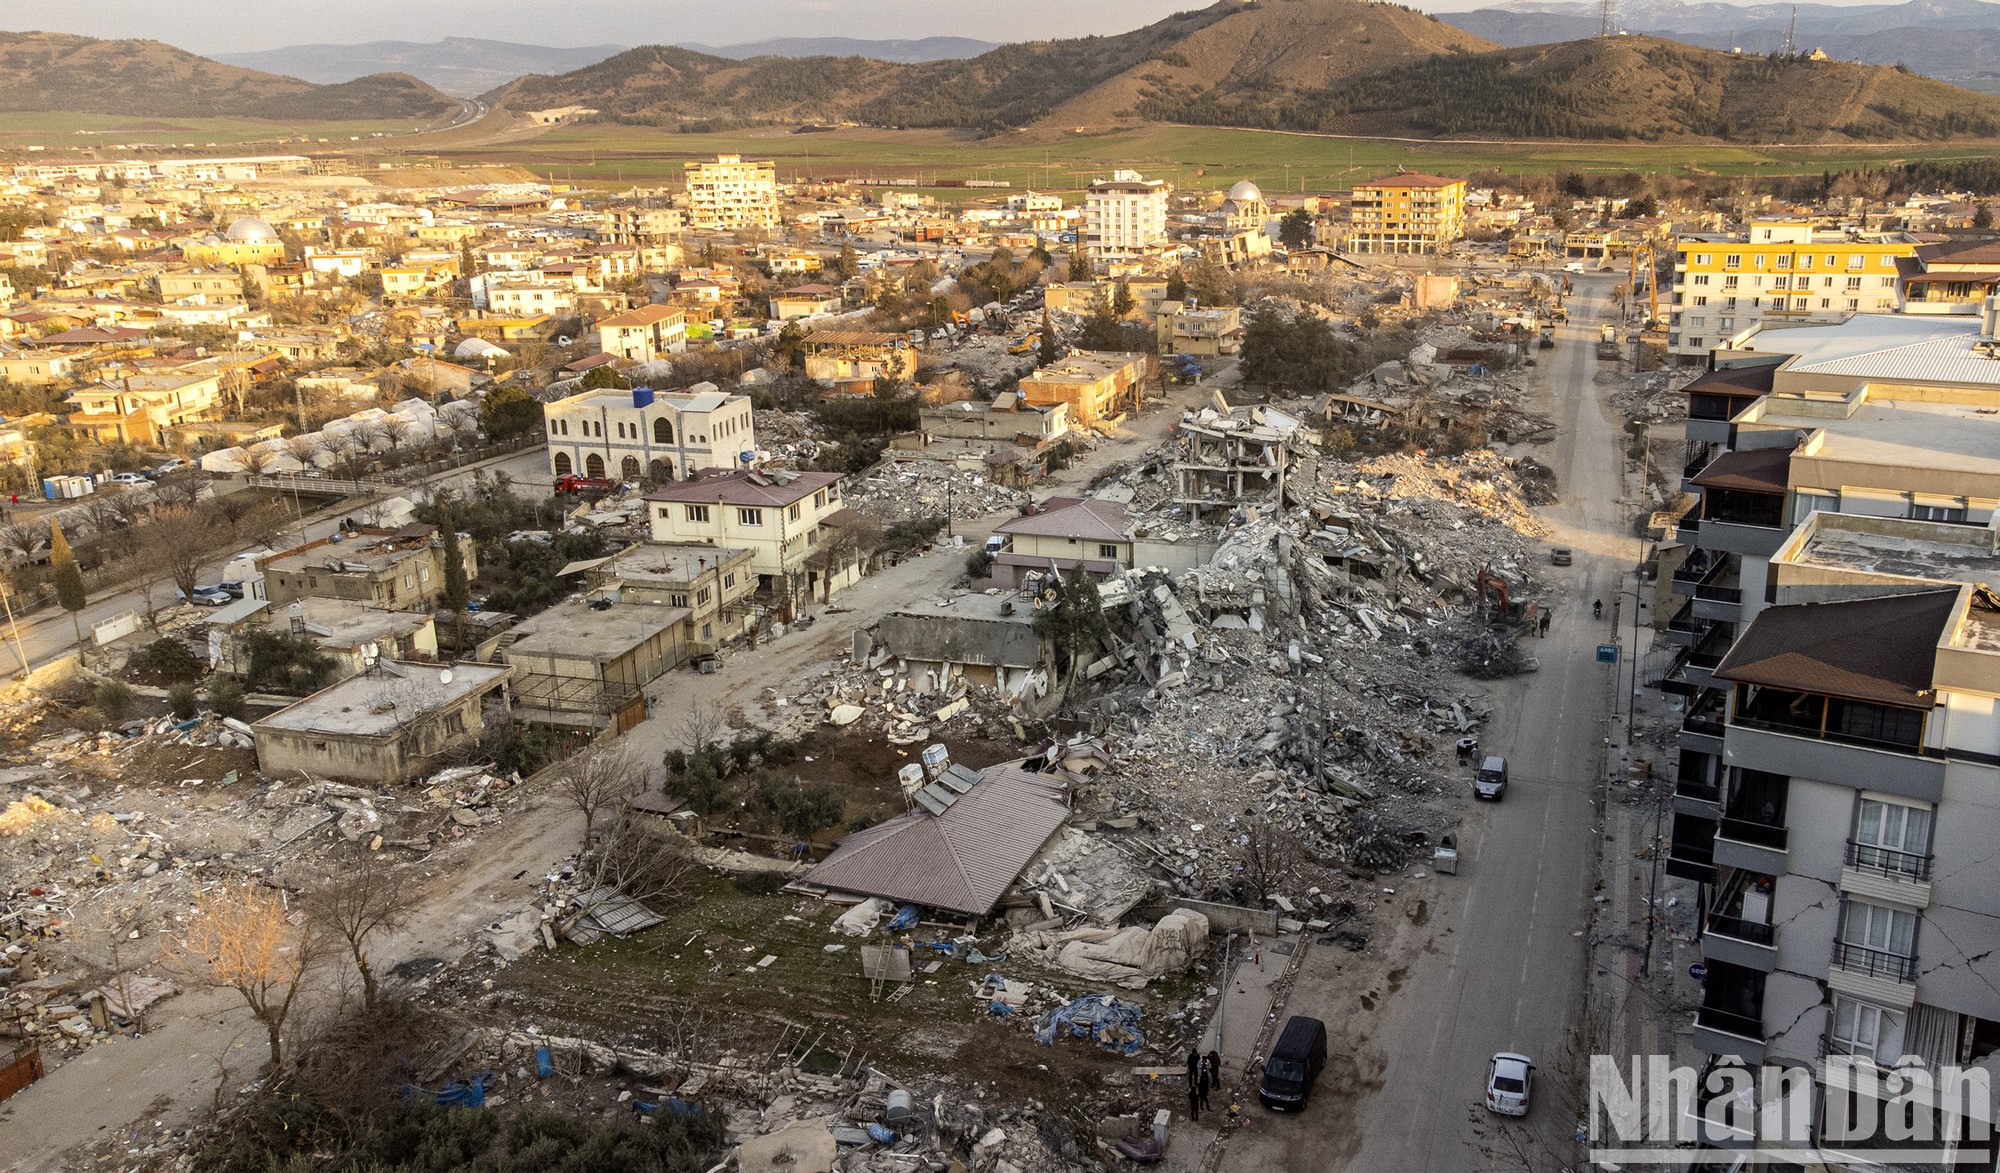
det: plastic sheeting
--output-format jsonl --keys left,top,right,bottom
{"left": 1007, "top": 908, "right": 1209, "bottom": 986}
{"left": 831, "top": 896, "right": 893, "bottom": 936}
{"left": 1034, "top": 994, "right": 1145, "bottom": 1054}
{"left": 407, "top": 1070, "right": 493, "bottom": 1108}
{"left": 885, "top": 904, "right": 920, "bottom": 933}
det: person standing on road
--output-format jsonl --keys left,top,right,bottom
{"left": 1539, "top": 611, "right": 1551, "bottom": 638}
{"left": 1187, "top": 1075, "right": 1201, "bottom": 1121}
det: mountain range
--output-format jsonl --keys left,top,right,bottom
{"left": 214, "top": 36, "right": 999, "bottom": 96}
{"left": 1441, "top": 0, "right": 2000, "bottom": 84}
{"left": 0, "top": 30, "right": 456, "bottom": 120}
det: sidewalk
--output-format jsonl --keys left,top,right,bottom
{"left": 1162, "top": 931, "right": 1298, "bottom": 1173}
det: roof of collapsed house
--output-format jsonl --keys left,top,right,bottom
{"left": 995, "top": 496, "right": 1130, "bottom": 543}
{"left": 806, "top": 763, "right": 1071, "bottom": 915}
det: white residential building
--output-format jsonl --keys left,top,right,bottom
{"left": 1084, "top": 171, "right": 1169, "bottom": 254}
{"left": 684, "top": 155, "right": 780, "bottom": 234}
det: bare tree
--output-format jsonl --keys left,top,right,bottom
{"left": 550, "top": 741, "right": 644, "bottom": 846}
{"left": 1234, "top": 817, "right": 1306, "bottom": 907}
{"left": 205, "top": 491, "right": 263, "bottom": 539}
{"left": 143, "top": 506, "right": 221, "bottom": 602}
{"left": 0, "top": 519, "right": 45, "bottom": 561}
{"left": 299, "top": 854, "right": 416, "bottom": 1010}
{"left": 76, "top": 493, "right": 126, "bottom": 548}
{"left": 151, "top": 470, "right": 205, "bottom": 509}
{"left": 169, "top": 879, "right": 318, "bottom": 1069}
{"left": 579, "top": 816, "right": 701, "bottom": 912}
{"left": 675, "top": 700, "right": 728, "bottom": 758}
{"left": 286, "top": 434, "right": 325, "bottom": 471}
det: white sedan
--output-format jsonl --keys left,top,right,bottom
{"left": 1486, "top": 1052, "right": 1534, "bottom": 1116}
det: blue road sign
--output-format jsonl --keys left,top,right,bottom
{"left": 1596, "top": 644, "right": 1620, "bottom": 664}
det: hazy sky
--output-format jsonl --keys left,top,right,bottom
{"left": 31, "top": 0, "right": 1895, "bottom": 53}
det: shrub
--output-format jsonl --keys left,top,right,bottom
{"left": 206, "top": 677, "right": 246, "bottom": 721}
{"left": 94, "top": 680, "right": 136, "bottom": 722}
{"left": 137, "top": 637, "right": 202, "bottom": 682}
{"left": 166, "top": 682, "right": 198, "bottom": 720}
{"left": 964, "top": 549, "right": 994, "bottom": 579}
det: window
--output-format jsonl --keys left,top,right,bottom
{"left": 1693, "top": 274, "right": 1711, "bottom": 286}
{"left": 695, "top": 586, "right": 712, "bottom": 605}
{"left": 1775, "top": 254, "right": 1790, "bottom": 269}
{"left": 1912, "top": 501, "right": 1967, "bottom": 523}
{"left": 1687, "top": 337, "right": 1704, "bottom": 349}
{"left": 1724, "top": 276, "right": 1740, "bottom": 290}
{"left": 1854, "top": 798, "right": 1932, "bottom": 874}
{"left": 1694, "top": 253, "right": 1711, "bottom": 265}
{"left": 670, "top": 593, "right": 688, "bottom": 607}
{"left": 1800, "top": 255, "right": 1814, "bottom": 269}
{"left": 1846, "top": 276, "right": 1863, "bottom": 289}
{"left": 701, "top": 622, "right": 712, "bottom": 640}
{"left": 1772, "top": 276, "right": 1789, "bottom": 290}
{"left": 685, "top": 505, "right": 710, "bottom": 523}
{"left": 1754, "top": 254, "right": 1767, "bottom": 269}
{"left": 654, "top": 417, "right": 674, "bottom": 444}
{"left": 1848, "top": 255, "right": 1864, "bottom": 270}
{"left": 1830, "top": 996, "right": 1905, "bottom": 1062}
{"left": 787, "top": 503, "right": 801, "bottom": 522}
{"left": 1724, "top": 254, "right": 1741, "bottom": 269}
{"left": 738, "top": 507, "right": 763, "bottom": 526}
{"left": 1842, "top": 900, "right": 1917, "bottom": 959}
{"left": 1099, "top": 544, "right": 1120, "bottom": 559}
{"left": 1719, "top": 318, "right": 1735, "bottom": 331}
{"left": 443, "top": 712, "right": 465, "bottom": 735}
{"left": 1693, "top": 296, "right": 1709, "bottom": 307}
{"left": 723, "top": 572, "right": 735, "bottom": 588}
{"left": 1725, "top": 297, "right": 1738, "bottom": 309}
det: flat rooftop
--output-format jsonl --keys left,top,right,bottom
{"left": 891, "top": 589, "right": 1040, "bottom": 624}
{"left": 1778, "top": 514, "right": 2000, "bottom": 586}
{"left": 600, "top": 542, "right": 751, "bottom": 585}
{"left": 298, "top": 598, "right": 431, "bottom": 647}
{"left": 1736, "top": 314, "right": 2000, "bottom": 388}
{"left": 254, "top": 661, "right": 509, "bottom": 738}
{"left": 1742, "top": 394, "right": 2000, "bottom": 479}
{"left": 504, "top": 599, "right": 690, "bottom": 661}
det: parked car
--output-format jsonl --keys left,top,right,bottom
{"left": 1486, "top": 1053, "right": 1534, "bottom": 1116}
{"left": 217, "top": 580, "right": 247, "bottom": 599}
{"left": 108, "top": 472, "right": 149, "bottom": 486}
{"left": 1550, "top": 547, "right": 1573, "bottom": 566}
{"left": 1258, "top": 1016, "right": 1327, "bottom": 1111}
{"left": 178, "top": 585, "right": 231, "bottom": 607}
{"left": 1474, "top": 755, "right": 1509, "bottom": 800}
{"left": 146, "top": 458, "right": 187, "bottom": 478}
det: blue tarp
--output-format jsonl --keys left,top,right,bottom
{"left": 1034, "top": 994, "right": 1145, "bottom": 1054}
{"left": 406, "top": 1071, "right": 494, "bottom": 1109}
{"left": 867, "top": 1123, "right": 897, "bottom": 1144}
{"left": 534, "top": 1046, "right": 553, "bottom": 1079}
{"left": 885, "top": 904, "right": 921, "bottom": 932}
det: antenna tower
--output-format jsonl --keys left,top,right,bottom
{"left": 1600, "top": 0, "right": 1617, "bottom": 36}
{"left": 1782, "top": 5, "right": 1798, "bottom": 55}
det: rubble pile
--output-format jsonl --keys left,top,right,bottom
{"left": 844, "top": 461, "right": 1023, "bottom": 522}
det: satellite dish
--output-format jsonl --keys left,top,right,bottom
{"left": 439, "top": 668, "right": 454, "bottom": 685}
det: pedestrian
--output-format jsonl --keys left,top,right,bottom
{"left": 1539, "top": 611, "right": 1551, "bottom": 638}
{"left": 1197, "top": 1069, "right": 1212, "bottom": 1113}
{"left": 1206, "top": 1049, "right": 1222, "bottom": 1093}
{"left": 1186, "top": 1048, "right": 1200, "bottom": 1086}
{"left": 1187, "top": 1077, "right": 1201, "bottom": 1122}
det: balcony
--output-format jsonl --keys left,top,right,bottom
{"left": 1667, "top": 811, "right": 1719, "bottom": 884}
{"left": 1712, "top": 770, "right": 1788, "bottom": 874}
{"left": 1694, "top": 961, "right": 1767, "bottom": 1063}
{"left": 1704, "top": 872, "right": 1777, "bottom": 972}
{"left": 1679, "top": 690, "right": 1728, "bottom": 757}
{"left": 1671, "top": 551, "right": 1725, "bottom": 598}
{"left": 1840, "top": 840, "right": 1933, "bottom": 909}
{"left": 1726, "top": 711, "right": 1943, "bottom": 805}
{"left": 1828, "top": 941, "right": 1919, "bottom": 1009}
{"left": 1667, "top": 625, "right": 1734, "bottom": 694}
{"left": 1665, "top": 598, "right": 1707, "bottom": 647}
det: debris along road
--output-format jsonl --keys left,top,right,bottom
{"left": 1218, "top": 274, "right": 1633, "bottom": 1173}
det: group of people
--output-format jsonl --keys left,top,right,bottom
{"left": 1185, "top": 1048, "right": 1222, "bottom": 1120}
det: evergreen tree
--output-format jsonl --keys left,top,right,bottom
{"left": 1111, "top": 281, "right": 1135, "bottom": 319}
{"left": 1278, "top": 208, "right": 1316, "bottom": 250}
{"left": 1165, "top": 268, "right": 1187, "bottom": 302}
{"left": 1038, "top": 307, "right": 1059, "bottom": 367}
{"left": 1067, "top": 249, "right": 1091, "bottom": 282}
{"left": 50, "top": 520, "right": 85, "bottom": 650}
{"left": 836, "top": 239, "right": 860, "bottom": 278}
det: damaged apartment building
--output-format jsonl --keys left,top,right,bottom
{"left": 1173, "top": 394, "right": 1311, "bottom": 518}
{"left": 1662, "top": 308, "right": 2000, "bottom": 1163}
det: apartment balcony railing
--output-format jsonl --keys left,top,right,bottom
{"left": 1844, "top": 840, "right": 1934, "bottom": 882}
{"left": 1706, "top": 912, "right": 1775, "bottom": 948}
{"left": 1831, "top": 941, "right": 1917, "bottom": 984}
{"left": 1694, "top": 1006, "right": 1765, "bottom": 1042}
{"left": 1730, "top": 714, "right": 1931, "bottom": 759}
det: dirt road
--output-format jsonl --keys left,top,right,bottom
{"left": 1214, "top": 275, "right": 1636, "bottom": 1172}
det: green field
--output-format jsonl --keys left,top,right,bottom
{"left": 0, "top": 111, "right": 432, "bottom": 151}
{"left": 438, "top": 122, "right": 2000, "bottom": 195}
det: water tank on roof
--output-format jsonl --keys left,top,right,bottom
{"left": 921, "top": 743, "right": 951, "bottom": 779}
{"left": 632, "top": 385, "right": 654, "bottom": 409}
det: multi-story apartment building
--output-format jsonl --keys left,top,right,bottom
{"left": 1668, "top": 222, "right": 1918, "bottom": 358}
{"left": 584, "top": 541, "right": 758, "bottom": 651}
{"left": 544, "top": 384, "right": 755, "bottom": 485}
{"left": 602, "top": 205, "right": 685, "bottom": 246}
{"left": 644, "top": 468, "right": 860, "bottom": 607}
{"left": 1897, "top": 239, "right": 2000, "bottom": 316}
{"left": 1341, "top": 173, "right": 1466, "bottom": 255}
{"left": 683, "top": 155, "right": 780, "bottom": 234}
{"left": 1084, "top": 171, "right": 1169, "bottom": 254}
{"left": 1018, "top": 352, "right": 1148, "bottom": 428}
{"left": 1661, "top": 308, "right": 2000, "bottom": 1162}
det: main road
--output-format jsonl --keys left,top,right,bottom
{"left": 1221, "top": 273, "right": 1636, "bottom": 1172}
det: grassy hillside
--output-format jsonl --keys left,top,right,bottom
{"left": 1134, "top": 36, "right": 2000, "bottom": 141}
{"left": 489, "top": 45, "right": 894, "bottom": 126}
{"left": 0, "top": 30, "right": 457, "bottom": 120}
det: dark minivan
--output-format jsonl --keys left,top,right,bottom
{"left": 1259, "top": 1015, "right": 1327, "bottom": 1111}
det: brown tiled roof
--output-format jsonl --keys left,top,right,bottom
{"left": 1692, "top": 446, "right": 1790, "bottom": 494}
{"left": 1712, "top": 588, "right": 1957, "bottom": 707}
{"left": 644, "top": 468, "right": 840, "bottom": 508}
{"left": 805, "top": 763, "right": 1070, "bottom": 914}
{"left": 996, "top": 496, "right": 1130, "bottom": 543}
{"left": 597, "top": 304, "right": 685, "bottom": 328}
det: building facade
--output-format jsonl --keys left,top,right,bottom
{"left": 594, "top": 304, "right": 688, "bottom": 364}
{"left": 544, "top": 384, "right": 755, "bottom": 484}
{"left": 1342, "top": 174, "right": 1466, "bottom": 255}
{"left": 644, "top": 468, "right": 859, "bottom": 608}
{"left": 1084, "top": 172, "right": 1169, "bottom": 254}
{"left": 683, "top": 155, "right": 780, "bottom": 234}
{"left": 1669, "top": 222, "right": 1918, "bottom": 357}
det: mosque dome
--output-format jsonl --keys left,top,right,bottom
{"left": 223, "top": 216, "right": 278, "bottom": 243}
{"left": 1225, "top": 180, "right": 1263, "bottom": 203}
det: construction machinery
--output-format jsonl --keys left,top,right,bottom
{"left": 1628, "top": 245, "right": 1660, "bottom": 329}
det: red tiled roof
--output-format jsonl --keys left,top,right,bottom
{"left": 644, "top": 468, "right": 840, "bottom": 508}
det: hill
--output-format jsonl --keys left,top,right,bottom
{"left": 1442, "top": 0, "right": 2000, "bottom": 85}
{"left": 488, "top": 0, "right": 1494, "bottom": 131}
{"left": 216, "top": 37, "right": 627, "bottom": 98}
{"left": 0, "top": 30, "right": 458, "bottom": 119}
{"left": 683, "top": 37, "right": 998, "bottom": 63}
{"left": 1132, "top": 35, "right": 2000, "bottom": 141}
